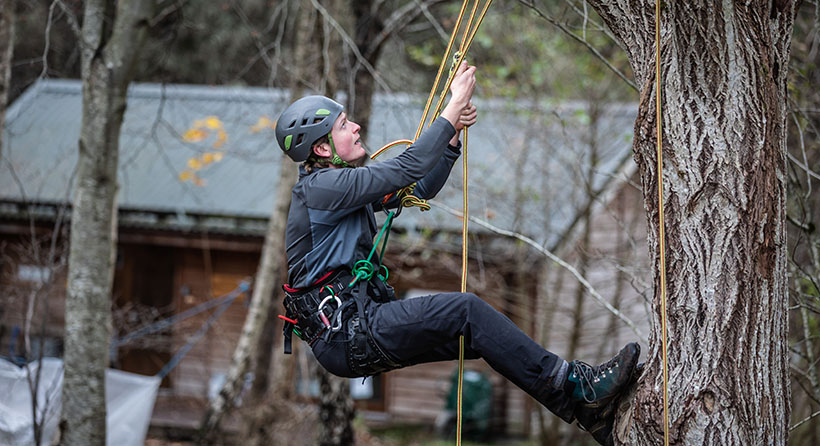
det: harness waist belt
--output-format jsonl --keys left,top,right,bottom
{"left": 282, "top": 269, "right": 354, "bottom": 354}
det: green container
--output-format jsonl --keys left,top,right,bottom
{"left": 442, "top": 368, "right": 492, "bottom": 437}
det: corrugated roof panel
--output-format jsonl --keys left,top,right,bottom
{"left": 2, "top": 79, "right": 637, "bottom": 244}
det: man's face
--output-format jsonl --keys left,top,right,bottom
{"left": 329, "top": 112, "right": 366, "bottom": 163}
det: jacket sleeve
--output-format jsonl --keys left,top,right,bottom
{"left": 412, "top": 141, "right": 461, "bottom": 199}
{"left": 303, "top": 117, "right": 457, "bottom": 213}
{"left": 376, "top": 141, "right": 461, "bottom": 211}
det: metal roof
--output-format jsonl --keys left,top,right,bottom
{"left": 1, "top": 79, "right": 636, "bottom": 245}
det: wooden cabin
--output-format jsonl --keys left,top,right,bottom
{"left": 0, "top": 79, "right": 647, "bottom": 439}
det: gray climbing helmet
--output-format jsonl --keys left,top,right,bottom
{"left": 275, "top": 95, "right": 344, "bottom": 162}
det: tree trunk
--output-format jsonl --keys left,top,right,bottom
{"left": 60, "top": 1, "right": 153, "bottom": 445}
{"left": 585, "top": 1, "right": 797, "bottom": 444}
{"left": 348, "top": 0, "right": 385, "bottom": 128}
{"left": 0, "top": 0, "right": 15, "bottom": 160}
{"left": 346, "top": 0, "right": 448, "bottom": 130}
{"left": 197, "top": 157, "right": 296, "bottom": 442}
{"left": 317, "top": 370, "right": 355, "bottom": 446}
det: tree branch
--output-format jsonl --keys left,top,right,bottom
{"left": 791, "top": 409, "right": 820, "bottom": 432}
{"left": 518, "top": 0, "right": 638, "bottom": 91}
{"left": 430, "top": 201, "right": 648, "bottom": 344}
{"left": 308, "top": 0, "right": 392, "bottom": 93}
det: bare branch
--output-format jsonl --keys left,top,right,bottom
{"left": 366, "top": 0, "right": 450, "bottom": 60}
{"left": 55, "top": 0, "right": 82, "bottom": 37}
{"left": 518, "top": 0, "right": 638, "bottom": 91}
{"left": 413, "top": 0, "right": 450, "bottom": 42}
{"left": 430, "top": 201, "right": 648, "bottom": 344}
{"left": 308, "top": 0, "right": 392, "bottom": 93}
{"left": 40, "top": 1, "right": 59, "bottom": 79}
{"left": 148, "top": 0, "right": 187, "bottom": 27}
{"left": 787, "top": 151, "right": 820, "bottom": 182}
{"left": 791, "top": 409, "right": 820, "bottom": 432}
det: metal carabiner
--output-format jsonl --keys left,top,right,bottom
{"left": 317, "top": 294, "right": 343, "bottom": 331}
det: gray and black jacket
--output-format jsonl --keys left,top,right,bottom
{"left": 285, "top": 117, "right": 460, "bottom": 288}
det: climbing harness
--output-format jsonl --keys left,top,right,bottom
{"left": 280, "top": 211, "right": 402, "bottom": 375}
{"left": 655, "top": 0, "right": 671, "bottom": 444}
{"left": 281, "top": 269, "right": 355, "bottom": 353}
{"left": 280, "top": 2, "right": 492, "bottom": 442}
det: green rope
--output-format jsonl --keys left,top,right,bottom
{"left": 350, "top": 210, "right": 395, "bottom": 286}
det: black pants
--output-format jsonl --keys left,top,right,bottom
{"left": 312, "top": 292, "right": 575, "bottom": 422}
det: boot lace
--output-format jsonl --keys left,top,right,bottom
{"left": 571, "top": 357, "right": 621, "bottom": 403}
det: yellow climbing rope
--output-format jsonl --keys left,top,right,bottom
{"left": 370, "top": 0, "right": 492, "bottom": 216}
{"left": 655, "top": 0, "right": 671, "bottom": 444}
{"left": 369, "top": 2, "right": 493, "bottom": 444}
{"left": 456, "top": 126, "right": 469, "bottom": 445}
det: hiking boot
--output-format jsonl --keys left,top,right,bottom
{"left": 567, "top": 342, "right": 640, "bottom": 408}
{"left": 570, "top": 346, "right": 641, "bottom": 446}
{"left": 574, "top": 399, "right": 617, "bottom": 446}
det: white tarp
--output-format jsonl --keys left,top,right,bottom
{"left": 0, "top": 358, "right": 160, "bottom": 446}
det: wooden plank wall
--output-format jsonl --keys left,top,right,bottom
{"left": 170, "top": 248, "right": 255, "bottom": 398}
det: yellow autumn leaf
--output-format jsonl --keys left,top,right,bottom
{"left": 250, "top": 116, "right": 272, "bottom": 133}
{"left": 212, "top": 130, "right": 227, "bottom": 149}
{"left": 213, "top": 152, "right": 223, "bottom": 162}
{"left": 202, "top": 153, "right": 214, "bottom": 164}
{"left": 204, "top": 116, "right": 222, "bottom": 129}
{"left": 193, "top": 177, "right": 206, "bottom": 187}
{"left": 182, "top": 129, "right": 208, "bottom": 142}
{"left": 188, "top": 158, "right": 203, "bottom": 170}
{"left": 178, "top": 170, "right": 193, "bottom": 182}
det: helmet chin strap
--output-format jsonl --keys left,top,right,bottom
{"left": 327, "top": 133, "right": 351, "bottom": 168}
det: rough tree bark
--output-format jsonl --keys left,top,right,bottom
{"left": 60, "top": 1, "right": 154, "bottom": 445}
{"left": 317, "top": 371, "right": 356, "bottom": 446}
{"left": 582, "top": 1, "right": 797, "bottom": 444}
{"left": 0, "top": 0, "right": 15, "bottom": 160}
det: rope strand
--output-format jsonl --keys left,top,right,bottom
{"left": 655, "top": 0, "right": 671, "bottom": 444}
{"left": 367, "top": 4, "right": 492, "bottom": 443}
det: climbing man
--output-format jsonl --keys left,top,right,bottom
{"left": 275, "top": 61, "right": 640, "bottom": 446}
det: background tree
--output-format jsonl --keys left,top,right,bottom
{"left": 575, "top": 1, "right": 797, "bottom": 444}
{"left": 197, "top": 0, "right": 325, "bottom": 442}
{"left": 61, "top": 1, "right": 156, "bottom": 444}
{"left": 783, "top": 2, "right": 820, "bottom": 442}
{"left": 0, "top": 0, "right": 15, "bottom": 159}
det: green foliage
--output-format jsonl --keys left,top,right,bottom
{"left": 402, "top": 2, "right": 634, "bottom": 102}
